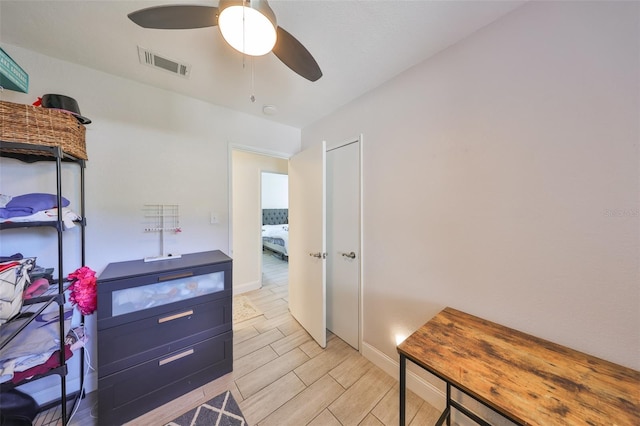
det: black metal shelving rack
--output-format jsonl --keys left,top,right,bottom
{"left": 0, "top": 140, "right": 86, "bottom": 424}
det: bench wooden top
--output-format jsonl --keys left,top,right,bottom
{"left": 397, "top": 307, "right": 640, "bottom": 425}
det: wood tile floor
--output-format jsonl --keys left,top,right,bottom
{"left": 37, "top": 252, "right": 438, "bottom": 425}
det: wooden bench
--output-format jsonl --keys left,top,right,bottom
{"left": 397, "top": 307, "right": 640, "bottom": 425}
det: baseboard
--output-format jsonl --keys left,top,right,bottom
{"left": 361, "top": 342, "right": 444, "bottom": 410}
{"left": 233, "top": 279, "right": 261, "bottom": 295}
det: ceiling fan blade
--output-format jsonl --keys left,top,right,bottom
{"left": 272, "top": 27, "right": 322, "bottom": 82}
{"left": 128, "top": 5, "right": 219, "bottom": 29}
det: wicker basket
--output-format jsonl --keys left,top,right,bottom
{"left": 0, "top": 100, "right": 87, "bottom": 160}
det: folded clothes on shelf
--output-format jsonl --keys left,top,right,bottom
{"left": 0, "top": 305, "right": 73, "bottom": 383}
{"left": 0, "top": 258, "right": 35, "bottom": 325}
{"left": 0, "top": 193, "right": 70, "bottom": 219}
{"left": 10, "top": 326, "right": 88, "bottom": 384}
{"left": 23, "top": 278, "right": 49, "bottom": 300}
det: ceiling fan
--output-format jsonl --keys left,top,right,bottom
{"left": 128, "top": 0, "right": 323, "bottom": 82}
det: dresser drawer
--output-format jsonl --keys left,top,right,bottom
{"left": 97, "top": 257, "right": 232, "bottom": 329}
{"left": 98, "top": 330, "right": 233, "bottom": 426}
{"left": 98, "top": 297, "right": 231, "bottom": 376}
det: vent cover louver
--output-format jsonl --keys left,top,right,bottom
{"left": 137, "top": 46, "right": 191, "bottom": 78}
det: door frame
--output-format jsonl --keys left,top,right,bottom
{"left": 229, "top": 136, "right": 364, "bottom": 352}
{"left": 228, "top": 144, "right": 291, "bottom": 293}
{"left": 326, "top": 134, "right": 364, "bottom": 353}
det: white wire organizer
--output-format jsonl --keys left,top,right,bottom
{"left": 143, "top": 204, "right": 182, "bottom": 262}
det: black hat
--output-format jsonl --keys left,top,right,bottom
{"left": 41, "top": 94, "right": 91, "bottom": 125}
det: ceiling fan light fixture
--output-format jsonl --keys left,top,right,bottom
{"left": 218, "top": 0, "right": 277, "bottom": 56}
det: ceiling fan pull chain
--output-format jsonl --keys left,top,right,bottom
{"left": 239, "top": 0, "right": 247, "bottom": 72}
{"left": 242, "top": 0, "right": 247, "bottom": 58}
{"left": 250, "top": 57, "right": 256, "bottom": 103}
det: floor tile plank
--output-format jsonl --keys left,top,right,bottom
{"left": 330, "top": 349, "right": 377, "bottom": 389}
{"left": 233, "top": 345, "right": 280, "bottom": 379}
{"left": 408, "top": 400, "right": 442, "bottom": 426}
{"left": 308, "top": 409, "right": 343, "bottom": 426}
{"left": 233, "top": 324, "right": 260, "bottom": 343}
{"left": 259, "top": 374, "right": 344, "bottom": 426}
{"left": 294, "top": 336, "right": 353, "bottom": 386}
{"left": 329, "top": 366, "right": 396, "bottom": 425}
{"left": 359, "top": 413, "right": 386, "bottom": 426}
{"left": 271, "top": 328, "right": 313, "bottom": 356}
{"left": 371, "top": 384, "right": 426, "bottom": 426}
{"left": 238, "top": 371, "right": 306, "bottom": 425}
{"left": 236, "top": 348, "right": 309, "bottom": 399}
{"left": 233, "top": 327, "right": 285, "bottom": 360}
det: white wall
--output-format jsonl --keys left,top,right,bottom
{"left": 303, "top": 0, "right": 640, "bottom": 382}
{"left": 231, "top": 150, "right": 288, "bottom": 293}
{"left": 0, "top": 44, "right": 300, "bottom": 398}
{"left": 262, "top": 172, "right": 289, "bottom": 209}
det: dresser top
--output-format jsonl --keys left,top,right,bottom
{"left": 98, "top": 250, "right": 232, "bottom": 282}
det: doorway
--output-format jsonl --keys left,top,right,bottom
{"left": 230, "top": 149, "right": 288, "bottom": 294}
{"left": 231, "top": 140, "right": 362, "bottom": 350}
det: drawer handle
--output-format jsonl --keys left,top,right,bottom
{"left": 158, "top": 310, "right": 194, "bottom": 324}
{"left": 159, "top": 348, "right": 194, "bottom": 366}
{"left": 158, "top": 272, "right": 194, "bottom": 282}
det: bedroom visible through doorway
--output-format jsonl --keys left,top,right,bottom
{"left": 261, "top": 172, "right": 289, "bottom": 293}
{"left": 261, "top": 172, "right": 289, "bottom": 262}
{"left": 230, "top": 149, "right": 288, "bottom": 294}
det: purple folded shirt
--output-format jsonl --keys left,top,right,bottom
{"left": 0, "top": 193, "right": 70, "bottom": 219}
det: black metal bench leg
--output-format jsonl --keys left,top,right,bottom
{"left": 400, "top": 354, "right": 406, "bottom": 426}
{"left": 446, "top": 382, "right": 451, "bottom": 426}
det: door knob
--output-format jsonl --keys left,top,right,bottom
{"left": 341, "top": 251, "right": 356, "bottom": 259}
{"left": 309, "top": 252, "right": 326, "bottom": 259}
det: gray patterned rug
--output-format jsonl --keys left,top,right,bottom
{"left": 165, "top": 391, "right": 248, "bottom": 426}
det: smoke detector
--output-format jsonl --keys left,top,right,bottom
{"left": 262, "top": 105, "right": 278, "bottom": 116}
{"left": 137, "top": 46, "right": 191, "bottom": 78}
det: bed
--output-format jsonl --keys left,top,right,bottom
{"left": 262, "top": 209, "right": 289, "bottom": 260}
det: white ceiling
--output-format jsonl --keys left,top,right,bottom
{"left": 0, "top": 0, "right": 525, "bottom": 128}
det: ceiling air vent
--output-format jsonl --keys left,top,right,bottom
{"left": 137, "top": 46, "right": 191, "bottom": 78}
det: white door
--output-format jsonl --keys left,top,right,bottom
{"left": 288, "top": 141, "right": 326, "bottom": 348}
{"left": 327, "top": 140, "right": 360, "bottom": 350}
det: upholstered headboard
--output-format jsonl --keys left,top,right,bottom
{"left": 263, "top": 208, "right": 288, "bottom": 225}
